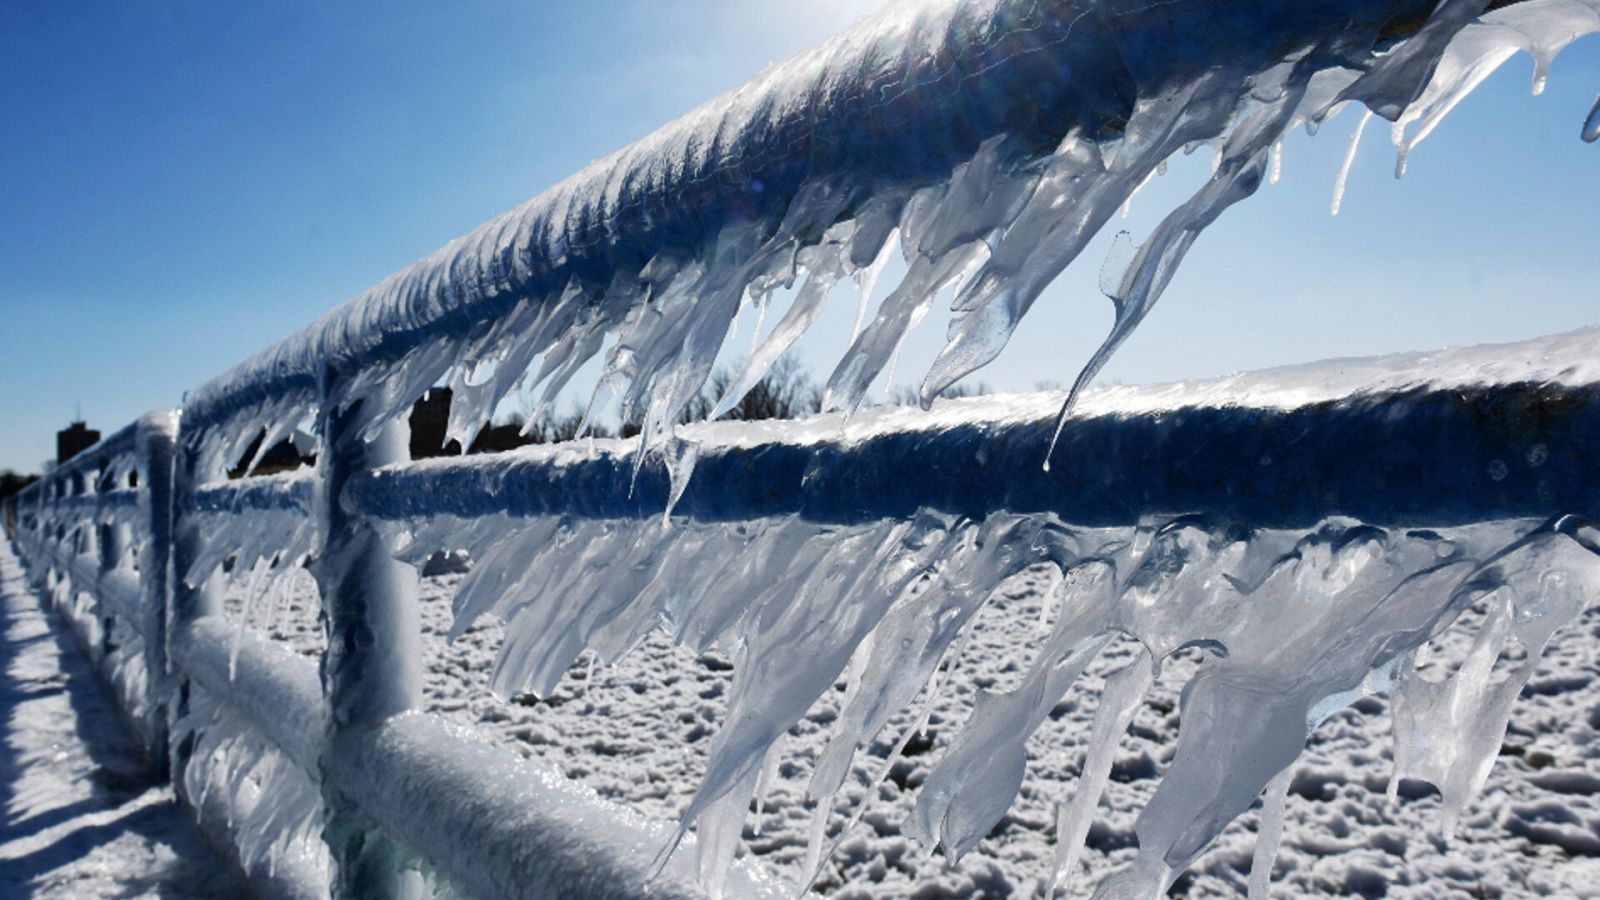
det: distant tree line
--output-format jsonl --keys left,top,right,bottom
{"left": 427, "top": 356, "right": 828, "bottom": 456}
{"left": 228, "top": 356, "right": 991, "bottom": 477}
{"left": 1, "top": 470, "right": 40, "bottom": 502}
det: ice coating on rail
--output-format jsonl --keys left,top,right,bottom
{"left": 180, "top": 0, "right": 1600, "bottom": 490}
{"left": 183, "top": 473, "right": 316, "bottom": 586}
{"left": 173, "top": 689, "right": 331, "bottom": 896}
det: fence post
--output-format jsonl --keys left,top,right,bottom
{"left": 314, "top": 367, "right": 422, "bottom": 898}
{"left": 69, "top": 471, "right": 99, "bottom": 646}
{"left": 42, "top": 486, "right": 61, "bottom": 593}
{"left": 137, "top": 412, "right": 179, "bottom": 775}
{"left": 167, "top": 419, "right": 224, "bottom": 782}
{"left": 96, "top": 465, "right": 127, "bottom": 661}
{"left": 170, "top": 432, "right": 223, "bottom": 628}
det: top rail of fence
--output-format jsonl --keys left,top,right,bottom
{"left": 178, "top": 0, "right": 1488, "bottom": 441}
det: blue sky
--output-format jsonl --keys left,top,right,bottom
{"left": 1, "top": 1, "right": 1595, "bottom": 473}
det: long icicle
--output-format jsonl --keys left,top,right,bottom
{"left": 1047, "top": 648, "right": 1154, "bottom": 898}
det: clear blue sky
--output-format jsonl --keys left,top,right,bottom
{"left": 1, "top": 1, "right": 1596, "bottom": 473}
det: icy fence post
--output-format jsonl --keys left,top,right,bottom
{"left": 314, "top": 365, "right": 423, "bottom": 898}
{"left": 73, "top": 469, "right": 94, "bottom": 571}
{"left": 67, "top": 467, "right": 101, "bottom": 656}
{"left": 95, "top": 464, "right": 126, "bottom": 661}
{"left": 136, "top": 411, "right": 178, "bottom": 773}
{"left": 171, "top": 437, "right": 223, "bottom": 627}
{"left": 168, "top": 420, "right": 225, "bottom": 788}
{"left": 96, "top": 464, "right": 127, "bottom": 576}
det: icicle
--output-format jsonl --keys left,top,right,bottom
{"left": 1268, "top": 138, "right": 1284, "bottom": 184}
{"left": 1584, "top": 93, "right": 1600, "bottom": 141}
{"left": 259, "top": 564, "right": 297, "bottom": 637}
{"left": 802, "top": 601, "right": 984, "bottom": 894}
{"left": 1388, "top": 520, "right": 1600, "bottom": 832}
{"left": 1387, "top": 595, "right": 1516, "bottom": 834}
{"left": 751, "top": 734, "right": 784, "bottom": 836}
{"left": 848, "top": 239, "right": 890, "bottom": 345}
{"left": 694, "top": 763, "right": 761, "bottom": 900}
{"left": 748, "top": 291, "right": 771, "bottom": 357}
{"left": 662, "top": 437, "right": 701, "bottom": 527}
{"left": 584, "top": 648, "right": 600, "bottom": 685}
{"left": 1119, "top": 165, "right": 1160, "bottom": 220}
{"left": 230, "top": 557, "right": 273, "bottom": 681}
{"left": 1247, "top": 767, "right": 1293, "bottom": 900}
{"left": 1047, "top": 647, "right": 1154, "bottom": 898}
{"left": 1049, "top": 81, "right": 1297, "bottom": 462}
{"left": 1332, "top": 109, "right": 1372, "bottom": 215}
{"left": 801, "top": 798, "right": 832, "bottom": 886}
{"left": 911, "top": 627, "right": 1114, "bottom": 861}
{"left": 713, "top": 260, "right": 841, "bottom": 420}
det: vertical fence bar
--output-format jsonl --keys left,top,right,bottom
{"left": 315, "top": 369, "right": 422, "bottom": 899}
{"left": 96, "top": 465, "right": 126, "bottom": 661}
{"left": 137, "top": 412, "right": 179, "bottom": 774}
{"left": 168, "top": 421, "right": 224, "bottom": 784}
{"left": 170, "top": 434, "right": 223, "bottom": 628}
{"left": 70, "top": 470, "right": 98, "bottom": 651}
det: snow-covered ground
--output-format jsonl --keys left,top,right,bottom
{"left": 0, "top": 541, "right": 238, "bottom": 898}
{"left": 230, "top": 557, "right": 1600, "bottom": 898}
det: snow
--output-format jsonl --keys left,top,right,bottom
{"left": 0, "top": 541, "right": 238, "bottom": 898}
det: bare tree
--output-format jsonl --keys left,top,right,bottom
{"left": 1, "top": 470, "right": 39, "bottom": 502}
{"left": 521, "top": 408, "right": 587, "bottom": 444}
{"left": 617, "top": 355, "right": 823, "bottom": 437}
{"left": 705, "top": 356, "right": 822, "bottom": 422}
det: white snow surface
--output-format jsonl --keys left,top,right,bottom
{"left": 0, "top": 541, "right": 239, "bottom": 899}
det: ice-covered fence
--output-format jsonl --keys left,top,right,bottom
{"left": 12, "top": 333, "right": 1599, "bottom": 899}
{"left": 10, "top": 421, "right": 160, "bottom": 746}
{"left": 344, "top": 332, "right": 1600, "bottom": 897}
{"left": 7, "top": 0, "right": 1600, "bottom": 896}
